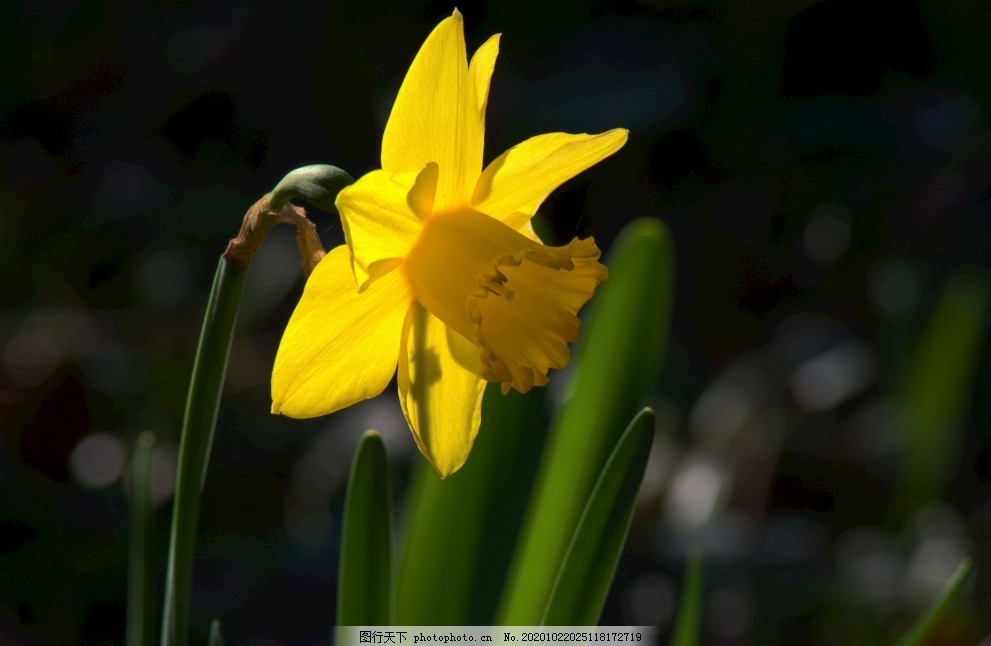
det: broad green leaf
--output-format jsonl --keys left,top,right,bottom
{"left": 127, "top": 431, "right": 156, "bottom": 646}
{"left": 894, "top": 271, "right": 989, "bottom": 521}
{"left": 672, "top": 550, "right": 705, "bottom": 646}
{"left": 162, "top": 258, "right": 248, "bottom": 646}
{"left": 499, "top": 218, "right": 674, "bottom": 624}
{"left": 541, "top": 409, "right": 654, "bottom": 625}
{"left": 895, "top": 558, "right": 972, "bottom": 646}
{"left": 337, "top": 431, "right": 394, "bottom": 627}
{"left": 396, "top": 386, "right": 549, "bottom": 624}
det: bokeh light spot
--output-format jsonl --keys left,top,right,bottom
{"left": 804, "top": 203, "right": 850, "bottom": 265}
{"left": 70, "top": 433, "right": 125, "bottom": 489}
{"left": 790, "top": 341, "right": 875, "bottom": 411}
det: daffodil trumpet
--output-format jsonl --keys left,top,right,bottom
{"left": 272, "top": 10, "right": 627, "bottom": 477}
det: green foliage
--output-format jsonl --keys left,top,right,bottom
{"left": 396, "top": 386, "right": 548, "bottom": 624}
{"left": 499, "top": 218, "right": 675, "bottom": 623}
{"left": 672, "top": 550, "right": 704, "bottom": 646}
{"left": 894, "top": 271, "right": 989, "bottom": 521}
{"left": 895, "top": 559, "right": 972, "bottom": 646}
{"left": 541, "top": 409, "right": 655, "bottom": 625}
{"left": 337, "top": 431, "right": 394, "bottom": 627}
{"left": 127, "top": 431, "right": 157, "bottom": 646}
{"left": 208, "top": 620, "right": 225, "bottom": 646}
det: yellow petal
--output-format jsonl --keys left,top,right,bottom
{"left": 406, "top": 162, "right": 438, "bottom": 220}
{"left": 272, "top": 246, "right": 411, "bottom": 417}
{"left": 336, "top": 169, "right": 421, "bottom": 287}
{"left": 381, "top": 10, "right": 483, "bottom": 209}
{"left": 472, "top": 129, "right": 629, "bottom": 230}
{"left": 469, "top": 34, "right": 500, "bottom": 120}
{"left": 397, "top": 303, "right": 486, "bottom": 478}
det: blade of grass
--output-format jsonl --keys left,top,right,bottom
{"left": 127, "top": 431, "right": 157, "bottom": 646}
{"left": 208, "top": 620, "right": 225, "bottom": 646}
{"left": 894, "top": 271, "right": 989, "bottom": 521}
{"left": 541, "top": 409, "right": 654, "bottom": 625}
{"left": 671, "top": 550, "right": 705, "bottom": 646}
{"left": 396, "top": 386, "right": 548, "bottom": 624}
{"left": 337, "top": 431, "right": 393, "bottom": 628}
{"left": 895, "top": 558, "right": 972, "bottom": 646}
{"left": 498, "top": 218, "right": 674, "bottom": 624}
{"left": 161, "top": 258, "right": 248, "bottom": 646}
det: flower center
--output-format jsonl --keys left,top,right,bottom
{"left": 404, "top": 208, "right": 607, "bottom": 393}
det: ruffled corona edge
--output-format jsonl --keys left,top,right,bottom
{"left": 467, "top": 237, "right": 607, "bottom": 394}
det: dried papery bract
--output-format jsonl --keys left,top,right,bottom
{"left": 223, "top": 196, "right": 326, "bottom": 277}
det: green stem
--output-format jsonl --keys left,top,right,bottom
{"left": 895, "top": 558, "right": 972, "bottom": 646}
{"left": 128, "top": 431, "right": 157, "bottom": 646}
{"left": 155, "top": 165, "right": 350, "bottom": 644}
{"left": 161, "top": 258, "right": 248, "bottom": 646}
{"left": 208, "top": 620, "right": 226, "bottom": 646}
{"left": 672, "top": 550, "right": 704, "bottom": 646}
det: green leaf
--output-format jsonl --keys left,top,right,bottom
{"left": 208, "top": 620, "right": 225, "bottom": 646}
{"left": 894, "top": 271, "right": 989, "bottom": 521}
{"left": 396, "top": 386, "right": 548, "bottom": 624}
{"left": 671, "top": 550, "right": 705, "bottom": 646}
{"left": 337, "top": 431, "right": 394, "bottom": 628}
{"left": 268, "top": 164, "right": 354, "bottom": 212}
{"left": 895, "top": 558, "right": 972, "bottom": 646}
{"left": 162, "top": 258, "right": 248, "bottom": 646}
{"left": 541, "top": 409, "right": 655, "bottom": 625}
{"left": 498, "top": 218, "right": 674, "bottom": 624}
{"left": 127, "top": 431, "right": 157, "bottom": 646}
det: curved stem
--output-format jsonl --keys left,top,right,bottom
{"left": 160, "top": 258, "right": 247, "bottom": 646}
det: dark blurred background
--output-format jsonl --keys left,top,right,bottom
{"left": 2, "top": 0, "right": 990, "bottom": 644}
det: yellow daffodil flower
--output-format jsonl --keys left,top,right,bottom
{"left": 271, "top": 10, "right": 627, "bottom": 477}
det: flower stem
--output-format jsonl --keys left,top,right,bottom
{"left": 672, "top": 550, "right": 705, "bottom": 646}
{"left": 160, "top": 258, "right": 247, "bottom": 646}
{"left": 127, "top": 431, "right": 157, "bottom": 646}
{"left": 157, "top": 164, "right": 349, "bottom": 645}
